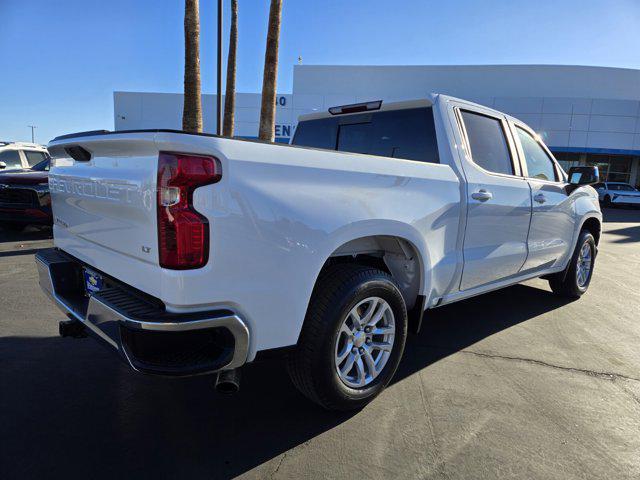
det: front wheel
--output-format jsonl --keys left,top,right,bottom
{"left": 548, "top": 230, "right": 596, "bottom": 298}
{"left": 287, "top": 264, "right": 408, "bottom": 411}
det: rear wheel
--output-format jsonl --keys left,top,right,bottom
{"left": 287, "top": 264, "right": 408, "bottom": 411}
{"left": 548, "top": 230, "right": 596, "bottom": 298}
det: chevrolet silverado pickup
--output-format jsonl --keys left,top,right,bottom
{"left": 36, "top": 95, "right": 601, "bottom": 410}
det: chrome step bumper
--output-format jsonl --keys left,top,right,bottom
{"left": 36, "top": 248, "right": 250, "bottom": 376}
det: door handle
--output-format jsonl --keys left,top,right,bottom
{"left": 534, "top": 193, "right": 547, "bottom": 204}
{"left": 471, "top": 189, "right": 493, "bottom": 202}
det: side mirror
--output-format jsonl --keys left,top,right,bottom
{"left": 567, "top": 166, "right": 599, "bottom": 186}
{"left": 0, "top": 161, "right": 6, "bottom": 169}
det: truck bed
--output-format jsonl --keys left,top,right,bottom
{"left": 47, "top": 129, "right": 461, "bottom": 353}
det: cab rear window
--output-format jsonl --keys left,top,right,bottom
{"left": 293, "top": 107, "right": 440, "bottom": 164}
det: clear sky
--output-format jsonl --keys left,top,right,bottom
{"left": 1, "top": 0, "right": 639, "bottom": 143}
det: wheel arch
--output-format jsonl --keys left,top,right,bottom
{"left": 314, "top": 228, "right": 430, "bottom": 313}
{"left": 557, "top": 212, "right": 601, "bottom": 276}
{"left": 581, "top": 216, "right": 601, "bottom": 246}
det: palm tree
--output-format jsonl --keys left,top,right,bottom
{"left": 183, "top": 0, "right": 203, "bottom": 133}
{"left": 223, "top": 0, "right": 238, "bottom": 137}
{"left": 258, "top": 0, "right": 282, "bottom": 141}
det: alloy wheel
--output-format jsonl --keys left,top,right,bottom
{"left": 334, "top": 296, "right": 396, "bottom": 388}
{"left": 576, "top": 241, "right": 592, "bottom": 288}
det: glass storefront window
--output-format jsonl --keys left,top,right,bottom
{"left": 586, "top": 154, "right": 633, "bottom": 183}
{"left": 609, "top": 157, "right": 631, "bottom": 173}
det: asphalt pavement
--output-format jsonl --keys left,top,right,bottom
{"left": 1, "top": 209, "right": 639, "bottom": 479}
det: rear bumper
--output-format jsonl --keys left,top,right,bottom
{"left": 35, "top": 248, "right": 249, "bottom": 376}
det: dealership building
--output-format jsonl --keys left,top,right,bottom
{"left": 114, "top": 64, "right": 640, "bottom": 186}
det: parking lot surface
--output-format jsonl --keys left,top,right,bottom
{"left": 1, "top": 209, "right": 639, "bottom": 479}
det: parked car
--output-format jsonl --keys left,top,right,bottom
{"left": 594, "top": 182, "right": 640, "bottom": 208}
{"left": 0, "top": 157, "right": 52, "bottom": 231}
{"left": 36, "top": 95, "right": 601, "bottom": 410}
{"left": 0, "top": 141, "right": 50, "bottom": 171}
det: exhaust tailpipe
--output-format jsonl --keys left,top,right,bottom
{"left": 215, "top": 368, "right": 241, "bottom": 394}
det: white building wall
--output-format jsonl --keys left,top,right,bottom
{"left": 292, "top": 65, "right": 640, "bottom": 100}
{"left": 292, "top": 65, "right": 640, "bottom": 154}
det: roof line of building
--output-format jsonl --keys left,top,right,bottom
{"left": 293, "top": 64, "right": 640, "bottom": 72}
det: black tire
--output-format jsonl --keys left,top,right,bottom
{"left": 603, "top": 195, "right": 612, "bottom": 207}
{"left": 287, "top": 264, "right": 408, "bottom": 411}
{"left": 548, "top": 230, "right": 596, "bottom": 298}
{"left": 1, "top": 222, "right": 26, "bottom": 232}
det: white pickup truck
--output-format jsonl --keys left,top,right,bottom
{"left": 37, "top": 95, "right": 601, "bottom": 410}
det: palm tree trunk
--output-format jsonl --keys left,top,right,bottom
{"left": 258, "top": 0, "right": 282, "bottom": 142}
{"left": 183, "top": 0, "right": 203, "bottom": 133}
{"left": 223, "top": 0, "right": 238, "bottom": 137}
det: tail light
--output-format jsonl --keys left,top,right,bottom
{"left": 157, "top": 152, "right": 221, "bottom": 269}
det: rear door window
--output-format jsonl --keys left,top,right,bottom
{"left": 460, "top": 111, "right": 514, "bottom": 175}
{"left": 24, "top": 150, "right": 48, "bottom": 167}
{"left": 32, "top": 158, "right": 51, "bottom": 171}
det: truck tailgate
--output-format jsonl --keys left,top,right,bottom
{"left": 48, "top": 133, "right": 160, "bottom": 273}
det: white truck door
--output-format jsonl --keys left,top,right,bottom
{"left": 512, "top": 124, "right": 575, "bottom": 271}
{"left": 456, "top": 107, "right": 532, "bottom": 290}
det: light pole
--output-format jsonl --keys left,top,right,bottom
{"left": 27, "top": 125, "right": 37, "bottom": 143}
{"left": 216, "top": 0, "right": 223, "bottom": 135}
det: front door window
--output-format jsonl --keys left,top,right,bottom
{"left": 516, "top": 127, "right": 558, "bottom": 182}
{"left": 0, "top": 150, "right": 23, "bottom": 170}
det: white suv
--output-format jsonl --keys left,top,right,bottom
{"left": 594, "top": 182, "right": 640, "bottom": 207}
{"left": 0, "top": 141, "right": 50, "bottom": 171}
